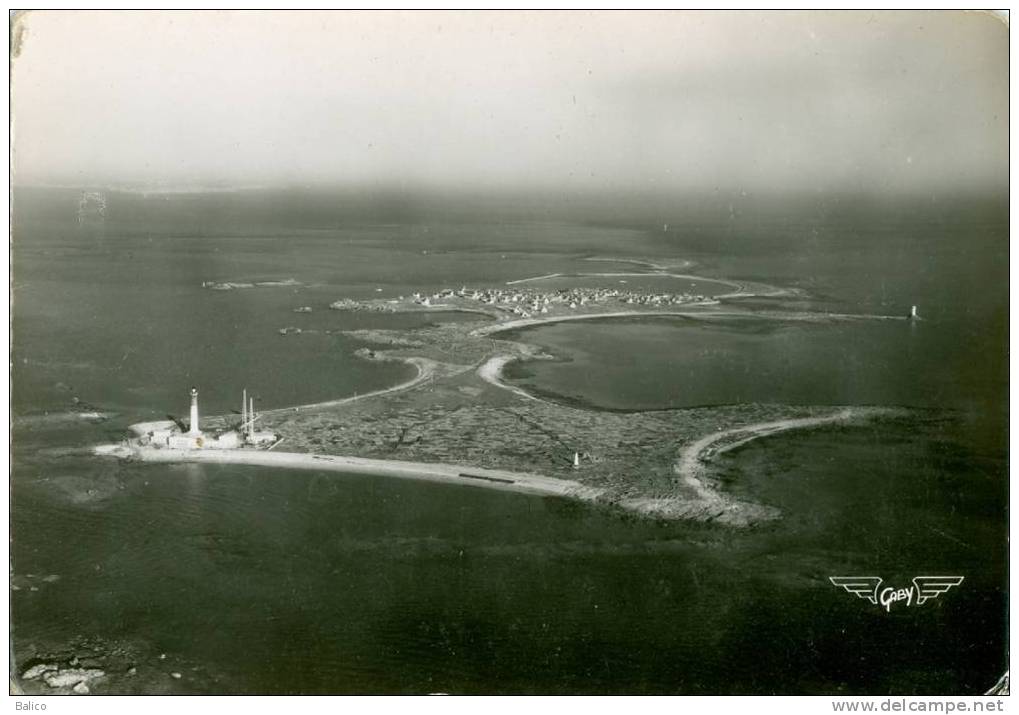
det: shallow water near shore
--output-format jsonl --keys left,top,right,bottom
{"left": 501, "top": 314, "right": 1005, "bottom": 417}
{"left": 11, "top": 188, "right": 1007, "bottom": 693}
{"left": 12, "top": 421, "right": 1005, "bottom": 694}
{"left": 12, "top": 420, "right": 1006, "bottom": 695}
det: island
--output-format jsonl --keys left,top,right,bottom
{"left": 95, "top": 264, "right": 906, "bottom": 528}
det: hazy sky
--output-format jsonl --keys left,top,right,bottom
{"left": 11, "top": 10, "right": 1008, "bottom": 194}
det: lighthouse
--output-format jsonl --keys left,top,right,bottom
{"left": 188, "top": 386, "right": 201, "bottom": 435}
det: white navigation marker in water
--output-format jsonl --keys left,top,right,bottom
{"left": 909, "top": 305, "right": 919, "bottom": 320}
{"left": 573, "top": 452, "right": 580, "bottom": 469}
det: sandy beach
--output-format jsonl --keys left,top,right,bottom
{"left": 476, "top": 355, "right": 540, "bottom": 400}
{"left": 471, "top": 309, "right": 714, "bottom": 337}
{"left": 613, "top": 407, "right": 899, "bottom": 526}
{"left": 96, "top": 444, "right": 605, "bottom": 501}
{"left": 674, "top": 407, "right": 897, "bottom": 491}
{"left": 94, "top": 405, "right": 896, "bottom": 526}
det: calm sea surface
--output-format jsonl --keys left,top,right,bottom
{"left": 11, "top": 188, "right": 1007, "bottom": 693}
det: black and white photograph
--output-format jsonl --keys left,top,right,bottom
{"left": 8, "top": 9, "right": 1010, "bottom": 699}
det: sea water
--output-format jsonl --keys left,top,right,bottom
{"left": 10, "top": 188, "right": 1007, "bottom": 693}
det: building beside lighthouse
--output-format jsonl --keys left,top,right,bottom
{"left": 130, "top": 386, "right": 276, "bottom": 451}
{"left": 238, "top": 387, "right": 277, "bottom": 447}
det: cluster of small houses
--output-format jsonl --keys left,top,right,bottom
{"left": 405, "top": 285, "right": 710, "bottom": 318}
{"left": 330, "top": 297, "right": 399, "bottom": 312}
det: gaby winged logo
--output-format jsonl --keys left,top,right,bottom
{"left": 829, "top": 576, "right": 964, "bottom": 612}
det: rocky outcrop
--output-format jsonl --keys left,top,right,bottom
{"left": 20, "top": 658, "right": 105, "bottom": 694}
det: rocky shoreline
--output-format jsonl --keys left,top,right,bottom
{"left": 13, "top": 634, "right": 213, "bottom": 695}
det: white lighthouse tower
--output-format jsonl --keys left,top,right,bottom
{"left": 188, "top": 386, "right": 201, "bottom": 435}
